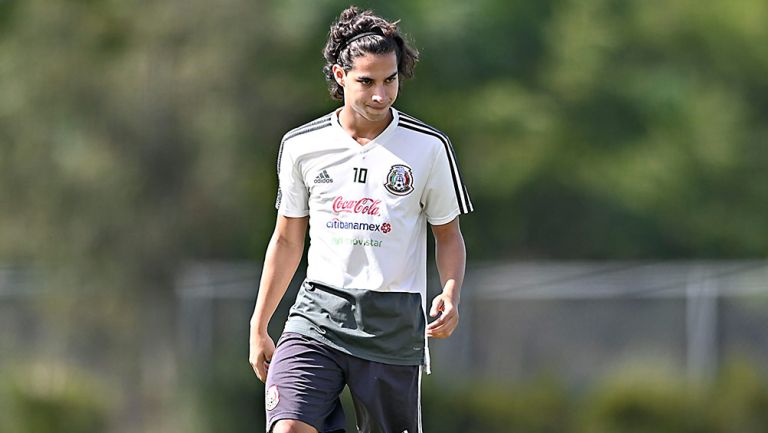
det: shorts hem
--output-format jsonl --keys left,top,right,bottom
{"left": 267, "top": 413, "right": 344, "bottom": 433}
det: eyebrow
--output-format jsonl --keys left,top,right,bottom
{"left": 357, "top": 71, "right": 399, "bottom": 81}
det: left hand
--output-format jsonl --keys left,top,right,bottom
{"left": 426, "top": 292, "right": 459, "bottom": 339}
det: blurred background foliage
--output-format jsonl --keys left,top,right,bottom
{"left": 3, "top": 0, "right": 768, "bottom": 274}
{"left": 2, "top": 0, "right": 768, "bottom": 432}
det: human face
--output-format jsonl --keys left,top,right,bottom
{"left": 334, "top": 52, "right": 399, "bottom": 123}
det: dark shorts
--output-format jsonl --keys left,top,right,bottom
{"left": 265, "top": 332, "right": 422, "bottom": 433}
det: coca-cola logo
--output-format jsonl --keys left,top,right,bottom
{"left": 332, "top": 196, "right": 382, "bottom": 216}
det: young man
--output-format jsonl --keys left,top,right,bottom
{"left": 249, "top": 6, "right": 473, "bottom": 433}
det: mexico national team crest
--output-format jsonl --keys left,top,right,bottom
{"left": 384, "top": 164, "right": 414, "bottom": 196}
{"left": 265, "top": 385, "right": 279, "bottom": 411}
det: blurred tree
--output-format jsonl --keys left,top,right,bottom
{"left": 2, "top": 0, "right": 767, "bottom": 276}
{"left": 2, "top": 0, "right": 768, "bottom": 431}
{"left": 400, "top": 0, "right": 768, "bottom": 258}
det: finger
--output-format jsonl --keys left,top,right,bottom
{"left": 249, "top": 354, "right": 259, "bottom": 369}
{"left": 430, "top": 297, "right": 444, "bottom": 317}
{"left": 427, "top": 314, "right": 458, "bottom": 337}
{"left": 256, "top": 357, "right": 268, "bottom": 382}
{"left": 256, "top": 366, "right": 265, "bottom": 382}
{"left": 427, "top": 306, "right": 456, "bottom": 327}
{"left": 427, "top": 311, "right": 445, "bottom": 328}
{"left": 428, "top": 324, "right": 456, "bottom": 338}
{"left": 427, "top": 308, "right": 454, "bottom": 331}
{"left": 264, "top": 345, "right": 275, "bottom": 363}
{"left": 427, "top": 314, "right": 447, "bottom": 330}
{"left": 429, "top": 312, "right": 457, "bottom": 331}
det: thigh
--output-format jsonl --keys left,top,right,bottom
{"left": 266, "top": 333, "right": 347, "bottom": 433}
{"left": 346, "top": 358, "right": 421, "bottom": 433}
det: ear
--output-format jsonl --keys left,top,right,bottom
{"left": 332, "top": 64, "right": 346, "bottom": 87}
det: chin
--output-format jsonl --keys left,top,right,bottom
{"left": 367, "top": 107, "right": 390, "bottom": 117}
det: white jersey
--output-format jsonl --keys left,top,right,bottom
{"left": 276, "top": 108, "right": 473, "bottom": 300}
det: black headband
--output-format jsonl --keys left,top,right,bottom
{"left": 336, "top": 31, "right": 381, "bottom": 59}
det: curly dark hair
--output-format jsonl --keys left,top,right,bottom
{"left": 322, "top": 6, "right": 420, "bottom": 101}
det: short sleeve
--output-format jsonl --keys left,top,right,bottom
{"left": 275, "top": 140, "right": 309, "bottom": 217}
{"left": 422, "top": 140, "right": 473, "bottom": 225}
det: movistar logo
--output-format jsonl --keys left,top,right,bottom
{"left": 331, "top": 237, "right": 383, "bottom": 248}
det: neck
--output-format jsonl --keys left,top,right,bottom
{"left": 338, "top": 107, "right": 392, "bottom": 143}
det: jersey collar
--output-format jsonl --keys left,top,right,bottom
{"left": 332, "top": 107, "right": 400, "bottom": 151}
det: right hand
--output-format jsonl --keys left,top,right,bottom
{"left": 249, "top": 329, "right": 276, "bottom": 383}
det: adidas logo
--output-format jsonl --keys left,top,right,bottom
{"left": 314, "top": 169, "right": 334, "bottom": 184}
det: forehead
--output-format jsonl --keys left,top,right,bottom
{"left": 348, "top": 52, "right": 398, "bottom": 75}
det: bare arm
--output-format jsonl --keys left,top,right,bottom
{"left": 249, "top": 215, "right": 308, "bottom": 381}
{"left": 427, "top": 217, "right": 466, "bottom": 339}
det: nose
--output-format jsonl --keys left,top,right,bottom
{"left": 371, "top": 83, "right": 388, "bottom": 103}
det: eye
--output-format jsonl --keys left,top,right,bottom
{"left": 358, "top": 79, "right": 373, "bottom": 86}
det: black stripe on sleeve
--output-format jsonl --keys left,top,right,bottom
{"left": 398, "top": 114, "right": 470, "bottom": 199}
{"left": 398, "top": 118, "right": 473, "bottom": 214}
{"left": 399, "top": 115, "right": 473, "bottom": 212}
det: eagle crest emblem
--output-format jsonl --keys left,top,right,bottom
{"left": 265, "top": 385, "right": 279, "bottom": 411}
{"left": 384, "top": 164, "right": 414, "bottom": 196}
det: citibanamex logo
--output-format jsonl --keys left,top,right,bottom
{"left": 332, "top": 196, "right": 382, "bottom": 216}
{"left": 380, "top": 223, "right": 392, "bottom": 234}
